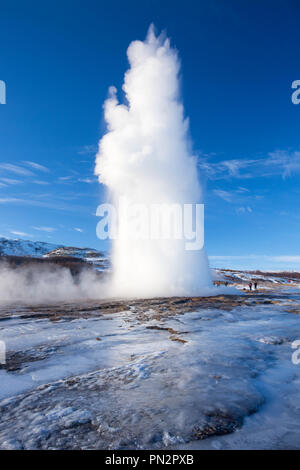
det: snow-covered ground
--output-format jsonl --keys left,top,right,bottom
{"left": 214, "top": 268, "right": 300, "bottom": 293}
{"left": 0, "top": 287, "right": 299, "bottom": 449}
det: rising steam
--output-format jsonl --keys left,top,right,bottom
{"left": 0, "top": 261, "right": 105, "bottom": 305}
{"left": 95, "top": 26, "right": 212, "bottom": 297}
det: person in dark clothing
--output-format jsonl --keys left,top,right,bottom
{"left": 254, "top": 281, "right": 258, "bottom": 290}
{"left": 249, "top": 282, "right": 252, "bottom": 291}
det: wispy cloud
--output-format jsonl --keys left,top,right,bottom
{"left": 32, "top": 226, "right": 56, "bottom": 232}
{"left": 199, "top": 158, "right": 257, "bottom": 180}
{"left": 199, "top": 149, "right": 300, "bottom": 180}
{"left": 210, "top": 255, "right": 300, "bottom": 263}
{"left": 236, "top": 186, "right": 250, "bottom": 193}
{"left": 78, "top": 144, "right": 97, "bottom": 155}
{"left": 266, "top": 150, "right": 300, "bottom": 178}
{"left": 235, "top": 206, "right": 252, "bottom": 214}
{"left": 58, "top": 176, "right": 73, "bottom": 182}
{"left": 0, "top": 196, "right": 88, "bottom": 213}
{"left": 78, "top": 177, "right": 96, "bottom": 184}
{"left": 209, "top": 254, "right": 300, "bottom": 270}
{"left": 213, "top": 189, "right": 233, "bottom": 202}
{"left": 221, "top": 159, "right": 256, "bottom": 178}
{"left": 0, "top": 197, "right": 21, "bottom": 203}
{"left": 33, "top": 180, "right": 50, "bottom": 185}
{"left": 10, "top": 230, "right": 32, "bottom": 238}
{"left": 24, "top": 161, "right": 50, "bottom": 173}
{"left": 0, "top": 163, "right": 34, "bottom": 176}
{"left": 212, "top": 187, "right": 255, "bottom": 212}
{"left": 0, "top": 177, "right": 21, "bottom": 185}
{"left": 74, "top": 227, "right": 84, "bottom": 233}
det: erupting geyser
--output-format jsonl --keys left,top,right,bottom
{"left": 95, "top": 25, "right": 211, "bottom": 297}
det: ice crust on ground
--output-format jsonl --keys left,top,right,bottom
{"left": 0, "top": 290, "right": 299, "bottom": 449}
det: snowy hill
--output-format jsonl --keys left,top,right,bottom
{"left": 45, "top": 246, "right": 110, "bottom": 271}
{"left": 44, "top": 246, "right": 104, "bottom": 260}
{"left": 0, "top": 237, "right": 110, "bottom": 271}
{"left": 0, "top": 237, "right": 61, "bottom": 257}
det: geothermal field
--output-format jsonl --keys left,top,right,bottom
{"left": 1, "top": 3, "right": 300, "bottom": 454}
{"left": 0, "top": 267, "right": 300, "bottom": 450}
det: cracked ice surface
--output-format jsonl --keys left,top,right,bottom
{"left": 0, "top": 294, "right": 299, "bottom": 449}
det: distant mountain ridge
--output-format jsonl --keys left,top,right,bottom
{"left": 0, "top": 238, "right": 108, "bottom": 270}
{"left": 44, "top": 246, "right": 105, "bottom": 260}
{"left": 0, "top": 237, "right": 62, "bottom": 257}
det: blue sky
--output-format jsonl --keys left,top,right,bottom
{"left": 0, "top": 0, "right": 300, "bottom": 270}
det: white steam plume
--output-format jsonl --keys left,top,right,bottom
{"left": 95, "top": 26, "right": 212, "bottom": 298}
{"left": 0, "top": 262, "right": 106, "bottom": 305}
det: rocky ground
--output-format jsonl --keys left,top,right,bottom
{"left": 0, "top": 271, "right": 300, "bottom": 450}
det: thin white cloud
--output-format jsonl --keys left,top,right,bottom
{"left": 24, "top": 161, "right": 50, "bottom": 172}
{"left": 221, "top": 159, "right": 255, "bottom": 177}
{"left": 198, "top": 158, "right": 257, "bottom": 180}
{"left": 58, "top": 176, "right": 73, "bottom": 181}
{"left": 0, "top": 197, "right": 87, "bottom": 213}
{"left": 33, "top": 180, "right": 50, "bottom": 185}
{"left": 0, "top": 198, "right": 20, "bottom": 203}
{"left": 210, "top": 255, "right": 300, "bottom": 263}
{"left": 236, "top": 186, "right": 250, "bottom": 193}
{"left": 32, "top": 226, "right": 56, "bottom": 232}
{"left": 271, "top": 256, "right": 300, "bottom": 263}
{"left": 0, "top": 177, "right": 21, "bottom": 185}
{"left": 78, "top": 145, "right": 97, "bottom": 155}
{"left": 236, "top": 206, "right": 252, "bottom": 214}
{"left": 10, "top": 230, "right": 32, "bottom": 238}
{"left": 74, "top": 228, "right": 84, "bottom": 233}
{"left": 199, "top": 149, "right": 300, "bottom": 181}
{"left": 0, "top": 163, "right": 34, "bottom": 176}
{"left": 209, "top": 254, "right": 300, "bottom": 271}
{"left": 266, "top": 150, "right": 300, "bottom": 178}
{"left": 78, "top": 178, "right": 95, "bottom": 184}
{"left": 213, "top": 189, "right": 233, "bottom": 202}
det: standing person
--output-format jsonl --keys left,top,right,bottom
{"left": 254, "top": 281, "right": 258, "bottom": 290}
{"left": 249, "top": 282, "right": 252, "bottom": 291}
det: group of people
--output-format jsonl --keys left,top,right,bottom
{"left": 248, "top": 281, "right": 258, "bottom": 291}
